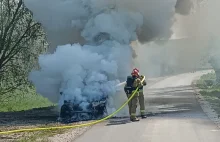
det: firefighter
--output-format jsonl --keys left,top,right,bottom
{"left": 138, "top": 74, "right": 147, "bottom": 118}
{"left": 124, "top": 68, "right": 143, "bottom": 122}
{"left": 131, "top": 68, "right": 147, "bottom": 118}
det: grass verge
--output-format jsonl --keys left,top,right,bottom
{"left": 196, "top": 72, "right": 220, "bottom": 116}
{"left": 0, "top": 89, "right": 54, "bottom": 112}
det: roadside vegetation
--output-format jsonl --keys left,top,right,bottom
{"left": 0, "top": 0, "right": 66, "bottom": 141}
{"left": 0, "top": 0, "right": 53, "bottom": 111}
{"left": 196, "top": 72, "right": 220, "bottom": 115}
{"left": 0, "top": 90, "right": 53, "bottom": 112}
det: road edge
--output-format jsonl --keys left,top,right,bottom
{"left": 47, "top": 122, "right": 93, "bottom": 142}
{"left": 192, "top": 80, "right": 220, "bottom": 129}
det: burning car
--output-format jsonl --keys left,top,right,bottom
{"left": 59, "top": 96, "right": 108, "bottom": 123}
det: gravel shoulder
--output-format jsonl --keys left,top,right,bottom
{"left": 47, "top": 123, "right": 92, "bottom": 142}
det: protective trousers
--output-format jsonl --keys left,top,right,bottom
{"left": 138, "top": 90, "right": 145, "bottom": 115}
{"left": 127, "top": 92, "right": 138, "bottom": 119}
{"left": 126, "top": 93, "right": 131, "bottom": 115}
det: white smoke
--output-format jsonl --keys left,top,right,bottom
{"left": 24, "top": 0, "right": 193, "bottom": 116}
{"left": 24, "top": 0, "right": 179, "bottom": 50}
{"left": 27, "top": 4, "right": 144, "bottom": 115}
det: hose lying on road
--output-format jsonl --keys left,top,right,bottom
{"left": 0, "top": 76, "right": 145, "bottom": 135}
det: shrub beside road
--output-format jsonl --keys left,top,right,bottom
{"left": 196, "top": 72, "right": 220, "bottom": 117}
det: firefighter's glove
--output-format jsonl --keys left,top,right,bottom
{"left": 138, "top": 84, "right": 143, "bottom": 89}
{"left": 125, "top": 90, "right": 129, "bottom": 95}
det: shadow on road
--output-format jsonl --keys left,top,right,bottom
{"left": 106, "top": 109, "right": 191, "bottom": 126}
{"left": 147, "top": 85, "right": 193, "bottom": 94}
{"left": 106, "top": 119, "right": 132, "bottom": 126}
{"left": 146, "top": 85, "right": 200, "bottom": 113}
{"left": 106, "top": 85, "right": 203, "bottom": 126}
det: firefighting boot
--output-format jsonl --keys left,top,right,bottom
{"left": 130, "top": 117, "right": 140, "bottom": 122}
{"left": 141, "top": 115, "right": 147, "bottom": 119}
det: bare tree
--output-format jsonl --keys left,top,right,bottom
{"left": 0, "top": 0, "right": 48, "bottom": 95}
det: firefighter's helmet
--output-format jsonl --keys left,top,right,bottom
{"left": 131, "top": 68, "right": 139, "bottom": 76}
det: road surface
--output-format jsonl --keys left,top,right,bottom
{"left": 74, "top": 71, "right": 220, "bottom": 142}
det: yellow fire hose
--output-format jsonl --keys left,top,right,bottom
{"left": 0, "top": 76, "right": 145, "bottom": 135}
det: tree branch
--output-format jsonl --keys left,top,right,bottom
{"left": 1, "top": 22, "right": 39, "bottom": 69}
{"left": 0, "top": 0, "right": 22, "bottom": 57}
{"left": 0, "top": 82, "right": 24, "bottom": 95}
{"left": 0, "top": 0, "right": 48, "bottom": 94}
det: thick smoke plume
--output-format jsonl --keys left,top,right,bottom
{"left": 135, "top": 0, "right": 220, "bottom": 78}
{"left": 24, "top": 0, "right": 197, "bottom": 116}
{"left": 24, "top": 0, "right": 181, "bottom": 50}
{"left": 171, "top": 0, "right": 220, "bottom": 74}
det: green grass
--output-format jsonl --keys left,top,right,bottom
{"left": 196, "top": 72, "right": 216, "bottom": 89}
{"left": 196, "top": 72, "right": 220, "bottom": 116}
{"left": 0, "top": 88, "right": 54, "bottom": 112}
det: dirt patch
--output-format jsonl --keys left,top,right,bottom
{"left": 0, "top": 106, "right": 58, "bottom": 141}
{"left": 0, "top": 106, "right": 97, "bottom": 142}
{"left": 0, "top": 106, "right": 58, "bottom": 127}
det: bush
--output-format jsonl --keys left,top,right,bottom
{"left": 197, "top": 73, "right": 220, "bottom": 115}
{"left": 196, "top": 72, "right": 218, "bottom": 89}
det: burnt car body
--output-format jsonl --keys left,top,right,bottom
{"left": 59, "top": 96, "right": 108, "bottom": 123}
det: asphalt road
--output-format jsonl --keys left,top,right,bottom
{"left": 74, "top": 71, "right": 220, "bottom": 142}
